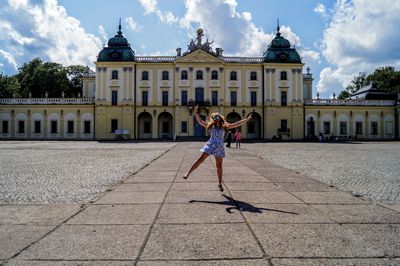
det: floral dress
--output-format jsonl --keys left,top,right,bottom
{"left": 200, "top": 126, "right": 226, "bottom": 157}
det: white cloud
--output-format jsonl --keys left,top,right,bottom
{"left": 98, "top": 25, "right": 108, "bottom": 44}
{"left": 138, "top": 0, "right": 178, "bottom": 25}
{"left": 0, "top": 0, "right": 102, "bottom": 75}
{"left": 317, "top": 0, "right": 400, "bottom": 96}
{"left": 0, "top": 49, "right": 18, "bottom": 73}
{"left": 314, "top": 3, "right": 327, "bottom": 17}
{"left": 125, "top": 17, "right": 142, "bottom": 32}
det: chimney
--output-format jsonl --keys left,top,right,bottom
{"left": 176, "top": 47, "right": 182, "bottom": 56}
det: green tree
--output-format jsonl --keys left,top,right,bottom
{"left": 337, "top": 72, "right": 367, "bottom": 100}
{"left": 66, "top": 65, "right": 87, "bottom": 97}
{"left": 365, "top": 66, "right": 400, "bottom": 95}
{"left": 0, "top": 74, "right": 20, "bottom": 98}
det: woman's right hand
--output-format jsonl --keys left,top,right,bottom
{"left": 195, "top": 105, "right": 199, "bottom": 113}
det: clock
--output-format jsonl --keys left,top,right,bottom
{"left": 279, "top": 53, "right": 287, "bottom": 60}
{"left": 111, "top": 51, "right": 119, "bottom": 59}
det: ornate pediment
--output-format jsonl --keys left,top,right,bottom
{"left": 176, "top": 50, "right": 224, "bottom": 64}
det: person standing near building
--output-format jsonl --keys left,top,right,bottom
{"left": 226, "top": 130, "right": 233, "bottom": 148}
{"left": 234, "top": 129, "right": 242, "bottom": 149}
{"left": 183, "top": 105, "right": 252, "bottom": 191}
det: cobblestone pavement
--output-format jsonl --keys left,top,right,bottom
{"left": 243, "top": 142, "right": 400, "bottom": 204}
{"left": 0, "top": 141, "right": 176, "bottom": 204}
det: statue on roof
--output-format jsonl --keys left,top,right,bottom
{"left": 183, "top": 28, "right": 217, "bottom": 56}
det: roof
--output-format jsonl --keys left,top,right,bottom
{"left": 351, "top": 84, "right": 396, "bottom": 100}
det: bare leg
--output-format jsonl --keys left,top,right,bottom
{"left": 183, "top": 152, "right": 209, "bottom": 179}
{"left": 215, "top": 157, "right": 224, "bottom": 191}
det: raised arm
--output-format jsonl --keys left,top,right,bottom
{"left": 226, "top": 114, "right": 252, "bottom": 129}
{"left": 194, "top": 105, "right": 207, "bottom": 128}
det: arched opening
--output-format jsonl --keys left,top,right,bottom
{"left": 138, "top": 112, "right": 153, "bottom": 139}
{"left": 158, "top": 112, "right": 173, "bottom": 139}
{"left": 247, "top": 112, "right": 261, "bottom": 139}
{"left": 306, "top": 116, "right": 316, "bottom": 139}
{"left": 226, "top": 112, "right": 242, "bottom": 132}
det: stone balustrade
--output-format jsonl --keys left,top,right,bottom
{"left": 0, "top": 98, "right": 95, "bottom": 105}
{"left": 304, "top": 99, "right": 397, "bottom": 106}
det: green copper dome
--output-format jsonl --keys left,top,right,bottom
{"left": 97, "top": 20, "right": 135, "bottom": 62}
{"left": 263, "top": 24, "right": 301, "bottom": 64}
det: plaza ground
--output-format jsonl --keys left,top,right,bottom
{"left": 0, "top": 141, "right": 399, "bottom": 265}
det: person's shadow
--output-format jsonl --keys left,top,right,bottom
{"left": 189, "top": 194, "right": 299, "bottom": 214}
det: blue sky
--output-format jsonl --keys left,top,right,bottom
{"left": 1, "top": 0, "right": 399, "bottom": 98}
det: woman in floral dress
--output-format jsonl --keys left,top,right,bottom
{"left": 183, "top": 105, "right": 252, "bottom": 191}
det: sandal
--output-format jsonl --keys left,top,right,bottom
{"left": 218, "top": 184, "right": 224, "bottom": 192}
{"left": 183, "top": 174, "right": 189, "bottom": 180}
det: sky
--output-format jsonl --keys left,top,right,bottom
{"left": 0, "top": 0, "right": 400, "bottom": 98}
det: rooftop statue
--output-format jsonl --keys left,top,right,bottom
{"left": 183, "top": 28, "right": 216, "bottom": 56}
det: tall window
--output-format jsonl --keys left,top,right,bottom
{"left": 281, "top": 91, "right": 287, "bottom": 106}
{"left": 142, "top": 91, "right": 148, "bottom": 106}
{"left": 162, "top": 71, "right": 169, "bottom": 80}
{"left": 111, "top": 70, "right": 118, "bottom": 80}
{"left": 231, "top": 91, "right": 237, "bottom": 106}
{"left": 34, "top": 121, "right": 41, "bottom": 134}
{"left": 2, "top": 120, "right": 9, "bottom": 134}
{"left": 340, "top": 122, "right": 347, "bottom": 135}
{"left": 142, "top": 71, "right": 149, "bottom": 80}
{"left": 18, "top": 120, "right": 25, "bottom": 134}
{"left": 181, "top": 70, "right": 188, "bottom": 80}
{"left": 51, "top": 121, "right": 57, "bottom": 134}
{"left": 251, "top": 91, "right": 257, "bottom": 106}
{"left": 230, "top": 71, "right": 237, "bottom": 80}
{"left": 250, "top": 71, "right": 257, "bottom": 80}
{"left": 181, "top": 90, "right": 187, "bottom": 106}
{"left": 112, "top": 91, "right": 118, "bottom": 105}
{"left": 356, "top": 122, "right": 363, "bottom": 134}
{"left": 195, "top": 87, "right": 204, "bottom": 102}
{"left": 162, "top": 91, "right": 168, "bottom": 106}
{"left": 324, "top": 121, "right": 331, "bottom": 134}
{"left": 280, "top": 71, "right": 287, "bottom": 80}
{"left": 111, "top": 119, "right": 118, "bottom": 133}
{"left": 371, "top": 122, "right": 378, "bottom": 135}
{"left": 84, "top": 121, "right": 91, "bottom": 134}
{"left": 212, "top": 91, "right": 218, "bottom": 106}
{"left": 181, "top": 121, "right": 187, "bottom": 133}
{"left": 196, "top": 70, "right": 203, "bottom": 80}
{"left": 211, "top": 70, "right": 218, "bottom": 80}
{"left": 67, "top": 121, "right": 74, "bottom": 134}
{"left": 281, "top": 120, "right": 288, "bottom": 131}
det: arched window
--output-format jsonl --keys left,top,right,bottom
{"left": 211, "top": 70, "right": 218, "bottom": 80}
{"left": 162, "top": 71, "right": 169, "bottom": 80}
{"left": 181, "top": 70, "right": 188, "bottom": 80}
{"left": 250, "top": 71, "right": 257, "bottom": 80}
{"left": 230, "top": 71, "right": 237, "bottom": 80}
{"left": 111, "top": 70, "right": 118, "bottom": 80}
{"left": 196, "top": 70, "right": 203, "bottom": 80}
{"left": 142, "top": 71, "right": 149, "bottom": 80}
{"left": 280, "top": 71, "right": 287, "bottom": 80}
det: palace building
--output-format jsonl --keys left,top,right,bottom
{"left": 1, "top": 23, "right": 399, "bottom": 140}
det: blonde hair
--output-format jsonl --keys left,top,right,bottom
{"left": 206, "top": 112, "right": 229, "bottom": 130}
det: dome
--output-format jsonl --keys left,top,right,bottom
{"left": 263, "top": 23, "right": 301, "bottom": 64}
{"left": 97, "top": 20, "right": 135, "bottom": 62}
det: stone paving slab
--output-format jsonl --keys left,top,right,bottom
{"left": 229, "top": 191, "right": 303, "bottom": 204}
{"left": 66, "top": 204, "right": 159, "bottom": 225}
{"left": 140, "top": 224, "right": 264, "bottom": 260}
{"left": 114, "top": 183, "right": 170, "bottom": 192}
{"left": 94, "top": 191, "right": 167, "bottom": 204}
{"left": 164, "top": 190, "right": 228, "bottom": 204}
{"left": 292, "top": 192, "right": 371, "bottom": 205}
{"left": 270, "top": 258, "right": 400, "bottom": 266}
{"left": 18, "top": 225, "right": 149, "bottom": 260}
{"left": 170, "top": 182, "right": 221, "bottom": 191}
{"left": 0, "top": 225, "right": 55, "bottom": 260}
{"left": 126, "top": 175, "right": 176, "bottom": 183}
{"left": 224, "top": 182, "right": 282, "bottom": 191}
{"left": 276, "top": 181, "right": 339, "bottom": 192}
{"left": 6, "top": 261, "right": 134, "bottom": 266}
{"left": 136, "top": 259, "right": 268, "bottom": 265}
{"left": 0, "top": 204, "right": 81, "bottom": 225}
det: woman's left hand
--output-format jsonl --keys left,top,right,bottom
{"left": 247, "top": 113, "right": 253, "bottom": 120}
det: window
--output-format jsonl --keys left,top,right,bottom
{"left": 162, "top": 121, "right": 169, "bottom": 133}
{"left": 51, "top": 121, "right": 57, "bottom": 134}
{"left": 280, "top": 71, "right": 287, "bottom": 80}
{"left": 212, "top": 91, "right": 218, "bottom": 106}
{"left": 111, "top": 70, "right": 118, "bottom": 80}
{"left": 67, "top": 121, "right": 74, "bottom": 134}
{"left": 162, "top": 91, "right": 168, "bottom": 106}
{"left": 250, "top": 71, "right": 257, "bottom": 80}
{"left": 251, "top": 91, "right": 257, "bottom": 106}
{"left": 281, "top": 91, "right": 287, "bottom": 106}
{"left": 112, "top": 91, "right": 118, "bottom": 105}
{"left": 2, "top": 120, "right": 8, "bottom": 134}
{"left": 324, "top": 121, "right": 331, "bottom": 134}
{"left": 84, "top": 121, "right": 91, "bottom": 134}
{"left": 18, "top": 120, "right": 25, "bottom": 134}
{"left": 162, "top": 71, "right": 169, "bottom": 80}
{"left": 211, "top": 70, "right": 218, "bottom": 80}
{"left": 356, "top": 122, "right": 363, "bottom": 134}
{"left": 231, "top": 91, "right": 237, "bottom": 106}
{"left": 181, "top": 121, "right": 187, "bottom": 133}
{"left": 181, "top": 90, "right": 187, "bottom": 106}
{"left": 142, "top": 71, "right": 149, "bottom": 80}
{"left": 111, "top": 119, "right": 118, "bottom": 133}
{"left": 195, "top": 87, "right": 204, "bottom": 102}
{"left": 340, "top": 122, "right": 347, "bottom": 135}
{"left": 142, "top": 91, "right": 148, "bottom": 106}
{"left": 34, "top": 121, "right": 41, "bottom": 134}
{"left": 196, "top": 70, "right": 203, "bottom": 80}
{"left": 144, "top": 121, "right": 151, "bottom": 133}
{"left": 230, "top": 71, "right": 237, "bottom": 80}
{"left": 371, "top": 122, "right": 378, "bottom": 135}
{"left": 386, "top": 121, "right": 393, "bottom": 135}
{"left": 181, "top": 70, "right": 188, "bottom": 80}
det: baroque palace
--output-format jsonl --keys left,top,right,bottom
{"left": 1, "top": 23, "right": 399, "bottom": 140}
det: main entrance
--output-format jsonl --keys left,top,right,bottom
{"left": 193, "top": 115, "right": 206, "bottom": 136}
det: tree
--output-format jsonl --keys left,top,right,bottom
{"left": 0, "top": 74, "right": 20, "bottom": 98}
{"left": 66, "top": 65, "right": 87, "bottom": 97}
{"left": 337, "top": 72, "right": 367, "bottom": 100}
